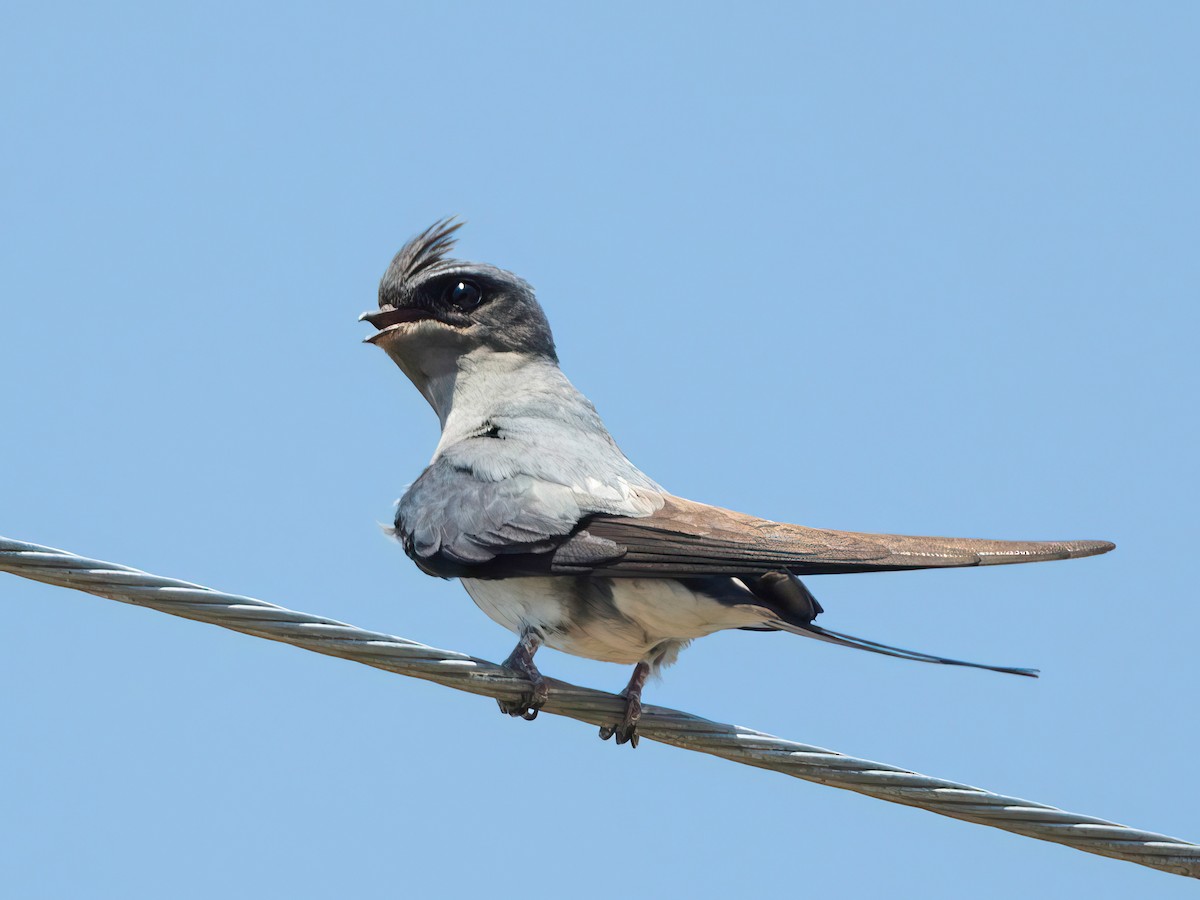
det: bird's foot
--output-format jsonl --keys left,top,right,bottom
{"left": 598, "top": 691, "right": 642, "bottom": 748}
{"left": 496, "top": 675, "right": 548, "bottom": 720}
{"left": 599, "top": 661, "right": 651, "bottom": 749}
{"left": 497, "top": 631, "right": 548, "bottom": 721}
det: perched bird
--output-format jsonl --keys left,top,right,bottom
{"left": 363, "top": 219, "right": 1114, "bottom": 747}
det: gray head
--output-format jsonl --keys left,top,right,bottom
{"left": 362, "top": 219, "right": 557, "bottom": 366}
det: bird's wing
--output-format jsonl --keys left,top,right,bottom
{"left": 551, "top": 496, "right": 1114, "bottom": 577}
{"left": 394, "top": 456, "right": 662, "bottom": 577}
{"left": 399, "top": 464, "right": 1112, "bottom": 579}
{"left": 398, "top": 469, "right": 582, "bottom": 569}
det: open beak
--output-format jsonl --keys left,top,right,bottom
{"left": 360, "top": 306, "right": 436, "bottom": 343}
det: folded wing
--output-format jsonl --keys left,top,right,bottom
{"left": 551, "top": 496, "right": 1114, "bottom": 577}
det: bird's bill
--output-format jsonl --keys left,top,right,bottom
{"left": 360, "top": 306, "right": 454, "bottom": 345}
{"left": 360, "top": 306, "right": 434, "bottom": 328}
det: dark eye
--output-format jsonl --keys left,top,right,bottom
{"left": 446, "top": 279, "right": 483, "bottom": 310}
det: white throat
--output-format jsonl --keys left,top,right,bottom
{"left": 378, "top": 326, "right": 571, "bottom": 432}
{"left": 431, "top": 347, "right": 561, "bottom": 439}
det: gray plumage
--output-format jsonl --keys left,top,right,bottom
{"left": 364, "top": 219, "right": 1114, "bottom": 746}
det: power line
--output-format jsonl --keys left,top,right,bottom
{"left": 2, "top": 534, "right": 1194, "bottom": 879}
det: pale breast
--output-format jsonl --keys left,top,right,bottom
{"left": 460, "top": 576, "right": 768, "bottom": 666}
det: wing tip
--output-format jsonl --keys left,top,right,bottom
{"left": 1068, "top": 539, "right": 1116, "bottom": 559}
{"left": 977, "top": 538, "right": 1116, "bottom": 565}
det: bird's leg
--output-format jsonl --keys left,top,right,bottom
{"left": 497, "top": 630, "right": 549, "bottom": 721}
{"left": 599, "top": 661, "right": 651, "bottom": 749}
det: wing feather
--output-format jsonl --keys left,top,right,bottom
{"left": 399, "top": 465, "right": 1113, "bottom": 580}
{"left": 552, "top": 497, "right": 1114, "bottom": 576}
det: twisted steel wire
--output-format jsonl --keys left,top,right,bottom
{"left": 2, "top": 534, "right": 1195, "bottom": 879}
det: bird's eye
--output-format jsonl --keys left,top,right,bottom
{"left": 446, "top": 280, "right": 483, "bottom": 310}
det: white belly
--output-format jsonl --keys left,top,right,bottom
{"left": 460, "top": 576, "right": 767, "bottom": 666}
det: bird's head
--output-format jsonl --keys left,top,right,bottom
{"left": 362, "top": 220, "right": 557, "bottom": 390}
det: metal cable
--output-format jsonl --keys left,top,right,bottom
{"left": 2, "top": 535, "right": 1195, "bottom": 879}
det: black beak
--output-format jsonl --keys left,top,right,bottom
{"left": 359, "top": 307, "right": 436, "bottom": 329}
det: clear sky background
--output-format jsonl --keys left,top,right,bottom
{"left": 2, "top": 3, "right": 1197, "bottom": 897}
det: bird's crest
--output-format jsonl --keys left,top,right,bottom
{"left": 387, "top": 217, "right": 464, "bottom": 289}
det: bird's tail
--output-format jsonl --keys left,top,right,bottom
{"left": 772, "top": 618, "right": 1039, "bottom": 677}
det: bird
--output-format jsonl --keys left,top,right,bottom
{"left": 362, "top": 218, "right": 1114, "bottom": 748}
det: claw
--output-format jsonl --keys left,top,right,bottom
{"left": 598, "top": 719, "right": 640, "bottom": 747}
{"left": 598, "top": 661, "right": 650, "bottom": 750}
{"left": 497, "top": 631, "right": 548, "bottom": 723}
{"left": 497, "top": 696, "right": 542, "bottom": 718}
{"left": 496, "top": 680, "right": 547, "bottom": 720}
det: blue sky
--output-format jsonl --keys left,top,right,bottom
{"left": 2, "top": 3, "right": 1197, "bottom": 896}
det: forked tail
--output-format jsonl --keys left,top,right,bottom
{"left": 772, "top": 618, "right": 1039, "bottom": 677}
